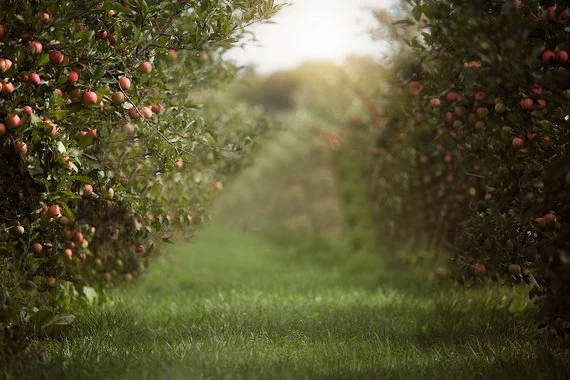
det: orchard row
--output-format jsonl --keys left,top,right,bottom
{"left": 349, "top": 0, "right": 569, "bottom": 334}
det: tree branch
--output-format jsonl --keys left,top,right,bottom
{"left": 129, "top": 12, "right": 179, "bottom": 64}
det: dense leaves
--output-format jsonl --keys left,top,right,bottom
{"left": 0, "top": 0, "right": 279, "bottom": 352}
{"left": 351, "top": 0, "right": 569, "bottom": 333}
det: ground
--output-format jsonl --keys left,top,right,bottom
{"left": 6, "top": 224, "right": 570, "bottom": 379}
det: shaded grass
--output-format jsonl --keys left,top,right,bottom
{"left": 5, "top": 225, "right": 569, "bottom": 379}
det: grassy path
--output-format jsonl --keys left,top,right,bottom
{"left": 8, "top": 225, "right": 569, "bottom": 379}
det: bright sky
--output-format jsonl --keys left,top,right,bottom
{"left": 226, "top": 0, "right": 397, "bottom": 74}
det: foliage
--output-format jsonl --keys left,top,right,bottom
{"left": 0, "top": 0, "right": 280, "bottom": 352}
{"left": 349, "top": 0, "right": 570, "bottom": 332}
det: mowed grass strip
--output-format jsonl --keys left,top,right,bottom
{"left": 6, "top": 225, "right": 570, "bottom": 380}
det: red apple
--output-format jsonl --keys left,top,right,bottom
{"left": 0, "top": 123, "right": 6, "bottom": 135}
{"left": 49, "top": 49, "right": 64, "bottom": 64}
{"left": 64, "top": 249, "right": 73, "bottom": 259}
{"left": 0, "top": 58, "right": 12, "bottom": 73}
{"left": 548, "top": 6, "right": 557, "bottom": 20}
{"left": 472, "top": 263, "right": 486, "bottom": 276}
{"left": 535, "top": 99, "right": 546, "bottom": 110}
{"left": 14, "top": 142, "right": 27, "bottom": 153}
{"left": 544, "top": 212, "right": 556, "bottom": 223}
{"left": 474, "top": 91, "right": 486, "bottom": 101}
{"left": 2, "top": 82, "right": 14, "bottom": 95}
{"left": 118, "top": 76, "right": 131, "bottom": 90}
{"left": 27, "top": 41, "right": 43, "bottom": 55}
{"left": 89, "top": 129, "right": 97, "bottom": 138}
{"left": 23, "top": 106, "right": 33, "bottom": 116}
{"left": 56, "top": 88, "right": 63, "bottom": 96}
{"left": 42, "top": 12, "right": 50, "bottom": 20}
{"left": 446, "top": 91, "right": 462, "bottom": 102}
{"left": 138, "top": 61, "right": 152, "bottom": 74}
{"left": 136, "top": 245, "right": 145, "bottom": 254}
{"left": 520, "top": 97, "right": 533, "bottom": 110}
{"left": 542, "top": 50, "right": 555, "bottom": 62}
{"left": 84, "top": 184, "right": 93, "bottom": 195}
{"left": 48, "top": 204, "right": 61, "bottom": 217}
{"left": 128, "top": 106, "right": 139, "bottom": 118}
{"left": 28, "top": 73, "right": 40, "bottom": 85}
{"left": 151, "top": 104, "right": 163, "bottom": 114}
{"left": 68, "top": 70, "right": 79, "bottom": 82}
{"left": 467, "top": 60, "right": 481, "bottom": 68}
{"left": 0, "top": 25, "right": 5, "bottom": 39}
{"left": 74, "top": 231, "right": 84, "bottom": 243}
{"left": 5, "top": 115, "right": 21, "bottom": 129}
{"left": 140, "top": 106, "right": 152, "bottom": 118}
{"left": 408, "top": 81, "right": 423, "bottom": 94}
{"left": 174, "top": 159, "right": 183, "bottom": 169}
{"left": 467, "top": 112, "right": 478, "bottom": 125}
{"left": 83, "top": 91, "right": 98, "bottom": 104}
{"left": 512, "top": 137, "right": 524, "bottom": 148}
{"left": 429, "top": 98, "right": 441, "bottom": 107}
{"left": 31, "top": 242, "right": 43, "bottom": 254}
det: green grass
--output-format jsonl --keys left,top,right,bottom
{"left": 5, "top": 225, "right": 570, "bottom": 379}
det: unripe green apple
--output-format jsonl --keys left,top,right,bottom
{"left": 508, "top": 264, "right": 522, "bottom": 275}
{"left": 111, "top": 91, "right": 125, "bottom": 105}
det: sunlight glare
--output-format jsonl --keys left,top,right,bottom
{"left": 226, "top": 0, "right": 396, "bottom": 73}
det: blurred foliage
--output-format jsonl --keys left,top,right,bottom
{"left": 214, "top": 56, "right": 391, "bottom": 243}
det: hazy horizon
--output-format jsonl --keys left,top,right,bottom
{"left": 225, "top": 0, "right": 397, "bottom": 74}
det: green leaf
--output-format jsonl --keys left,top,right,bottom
{"left": 412, "top": 6, "right": 422, "bottom": 21}
{"left": 392, "top": 18, "right": 415, "bottom": 26}
{"left": 36, "top": 54, "right": 49, "bottom": 66}
{"left": 42, "top": 314, "right": 75, "bottom": 329}
{"left": 508, "top": 284, "right": 536, "bottom": 315}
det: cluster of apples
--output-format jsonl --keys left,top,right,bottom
{"left": 0, "top": 18, "right": 157, "bottom": 274}
{"left": 391, "top": 72, "right": 561, "bottom": 279}
{"left": 0, "top": 34, "right": 60, "bottom": 151}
